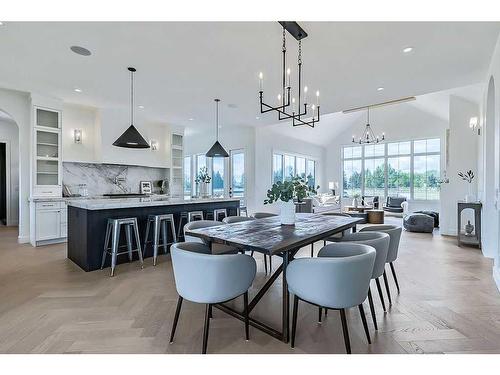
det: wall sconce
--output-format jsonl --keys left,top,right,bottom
{"left": 150, "top": 140, "right": 158, "bottom": 151}
{"left": 74, "top": 129, "right": 82, "bottom": 144}
{"left": 469, "top": 117, "right": 480, "bottom": 135}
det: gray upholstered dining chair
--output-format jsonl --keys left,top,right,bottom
{"left": 331, "top": 232, "right": 389, "bottom": 331}
{"left": 250, "top": 212, "right": 278, "bottom": 273}
{"left": 222, "top": 216, "right": 271, "bottom": 273}
{"left": 287, "top": 243, "right": 376, "bottom": 354}
{"left": 183, "top": 220, "right": 237, "bottom": 255}
{"left": 169, "top": 242, "right": 257, "bottom": 354}
{"left": 360, "top": 225, "right": 402, "bottom": 302}
{"left": 320, "top": 212, "right": 353, "bottom": 251}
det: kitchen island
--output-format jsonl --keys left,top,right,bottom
{"left": 67, "top": 197, "right": 240, "bottom": 271}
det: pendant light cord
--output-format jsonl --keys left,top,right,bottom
{"left": 215, "top": 99, "right": 220, "bottom": 141}
{"left": 129, "top": 67, "right": 135, "bottom": 125}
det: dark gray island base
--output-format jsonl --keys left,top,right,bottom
{"left": 67, "top": 198, "right": 240, "bottom": 271}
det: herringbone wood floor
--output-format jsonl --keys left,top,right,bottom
{"left": 0, "top": 221, "right": 499, "bottom": 354}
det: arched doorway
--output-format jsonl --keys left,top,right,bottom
{"left": 0, "top": 109, "right": 19, "bottom": 227}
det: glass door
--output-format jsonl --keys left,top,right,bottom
{"left": 35, "top": 129, "right": 60, "bottom": 186}
{"left": 229, "top": 149, "right": 246, "bottom": 206}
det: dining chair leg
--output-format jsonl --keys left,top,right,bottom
{"left": 310, "top": 243, "right": 314, "bottom": 257}
{"left": 325, "top": 308, "right": 328, "bottom": 316}
{"left": 318, "top": 307, "right": 322, "bottom": 323}
{"left": 243, "top": 292, "right": 249, "bottom": 341}
{"left": 169, "top": 296, "right": 183, "bottom": 343}
{"left": 383, "top": 270, "right": 392, "bottom": 305}
{"left": 375, "top": 277, "right": 386, "bottom": 312}
{"left": 390, "top": 262, "right": 400, "bottom": 293}
{"left": 358, "top": 303, "right": 371, "bottom": 344}
{"left": 250, "top": 250, "right": 254, "bottom": 257}
{"left": 291, "top": 295, "right": 299, "bottom": 348}
{"left": 202, "top": 304, "right": 211, "bottom": 354}
{"left": 367, "top": 287, "right": 378, "bottom": 330}
{"left": 339, "top": 308, "right": 351, "bottom": 354}
{"left": 323, "top": 240, "right": 326, "bottom": 247}
{"left": 269, "top": 255, "right": 272, "bottom": 272}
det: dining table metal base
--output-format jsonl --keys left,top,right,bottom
{"left": 213, "top": 249, "right": 298, "bottom": 343}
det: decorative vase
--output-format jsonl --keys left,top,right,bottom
{"left": 465, "top": 220, "right": 474, "bottom": 236}
{"left": 465, "top": 184, "right": 475, "bottom": 203}
{"left": 199, "top": 182, "right": 209, "bottom": 198}
{"left": 352, "top": 197, "right": 358, "bottom": 208}
{"left": 280, "top": 200, "right": 296, "bottom": 225}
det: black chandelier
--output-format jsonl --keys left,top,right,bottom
{"left": 258, "top": 21, "right": 320, "bottom": 128}
{"left": 352, "top": 107, "right": 385, "bottom": 144}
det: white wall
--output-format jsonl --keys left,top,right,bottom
{"left": 477, "top": 32, "right": 500, "bottom": 290}
{"left": 325, "top": 101, "right": 448, "bottom": 214}
{"left": 0, "top": 115, "right": 19, "bottom": 225}
{"left": 253, "top": 126, "right": 326, "bottom": 214}
{"left": 62, "top": 103, "right": 99, "bottom": 163}
{"left": 440, "top": 96, "right": 479, "bottom": 235}
{"left": 0, "top": 88, "right": 31, "bottom": 242}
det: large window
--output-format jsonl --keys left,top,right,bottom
{"left": 273, "top": 152, "right": 317, "bottom": 187}
{"left": 342, "top": 138, "right": 440, "bottom": 200}
{"left": 183, "top": 156, "right": 191, "bottom": 198}
{"left": 212, "top": 157, "right": 225, "bottom": 197}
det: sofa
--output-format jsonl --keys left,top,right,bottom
{"left": 310, "top": 194, "right": 341, "bottom": 214}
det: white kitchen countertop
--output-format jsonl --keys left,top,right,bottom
{"left": 65, "top": 197, "right": 240, "bottom": 210}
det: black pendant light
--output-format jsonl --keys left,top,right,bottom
{"left": 113, "top": 67, "right": 150, "bottom": 149}
{"left": 206, "top": 99, "right": 229, "bottom": 157}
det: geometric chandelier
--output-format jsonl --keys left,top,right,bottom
{"left": 258, "top": 21, "right": 320, "bottom": 128}
{"left": 352, "top": 107, "right": 385, "bottom": 144}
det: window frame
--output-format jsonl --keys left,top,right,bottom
{"left": 272, "top": 150, "right": 318, "bottom": 188}
{"left": 341, "top": 137, "right": 441, "bottom": 201}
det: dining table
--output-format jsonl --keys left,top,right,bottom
{"left": 184, "top": 212, "right": 363, "bottom": 343}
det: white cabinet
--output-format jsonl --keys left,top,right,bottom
{"left": 31, "top": 200, "right": 68, "bottom": 246}
{"left": 32, "top": 107, "right": 62, "bottom": 198}
{"left": 170, "top": 133, "right": 184, "bottom": 198}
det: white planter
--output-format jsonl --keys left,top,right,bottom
{"left": 280, "top": 200, "right": 296, "bottom": 225}
{"left": 199, "top": 182, "right": 209, "bottom": 198}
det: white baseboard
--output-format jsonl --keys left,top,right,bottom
{"left": 17, "top": 235, "right": 30, "bottom": 244}
{"left": 494, "top": 266, "right": 500, "bottom": 293}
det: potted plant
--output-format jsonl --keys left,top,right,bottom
{"left": 351, "top": 193, "right": 361, "bottom": 208}
{"left": 264, "top": 177, "right": 319, "bottom": 225}
{"left": 195, "top": 167, "right": 211, "bottom": 198}
{"left": 458, "top": 170, "right": 475, "bottom": 202}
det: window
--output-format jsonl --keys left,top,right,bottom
{"left": 283, "top": 155, "right": 295, "bottom": 181}
{"left": 273, "top": 154, "right": 283, "bottom": 183}
{"left": 272, "top": 153, "right": 317, "bottom": 187}
{"left": 183, "top": 156, "right": 191, "bottom": 198}
{"left": 342, "top": 138, "right": 440, "bottom": 200}
{"left": 212, "top": 157, "right": 224, "bottom": 197}
{"left": 231, "top": 151, "right": 245, "bottom": 198}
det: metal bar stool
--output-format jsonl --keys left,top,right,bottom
{"left": 143, "top": 213, "right": 177, "bottom": 265}
{"left": 213, "top": 208, "right": 227, "bottom": 221}
{"left": 177, "top": 210, "right": 204, "bottom": 240}
{"left": 238, "top": 206, "right": 248, "bottom": 217}
{"left": 101, "top": 217, "right": 143, "bottom": 277}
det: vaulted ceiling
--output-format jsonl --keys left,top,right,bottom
{"left": 0, "top": 22, "right": 498, "bottom": 142}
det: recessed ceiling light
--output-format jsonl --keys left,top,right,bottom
{"left": 377, "top": 87, "right": 384, "bottom": 91}
{"left": 188, "top": 118, "right": 194, "bottom": 121}
{"left": 403, "top": 47, "right": 413, "bottom": 53}
{"left": 74, "top": 88, "right": 82, "bottom": 93}
{"left": 70, "top": 45, "right": 92, "bottom": 56}
{"left": 0, "top": 22, "right": 4, "bottom": 26}
{"left": 255, "top": 116, "right": 260, "bottom": 120}
{"left": 138, "top": 105, "right": 145, "bottom": 109}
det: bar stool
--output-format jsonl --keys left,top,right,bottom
{"left": 213, "top": 208, "right": 227, "bottom": 221}
{"left": 177, "top": 210, "right": 204, "bottom": 240}
{"left": 143, "top": 213, "right": 177, "bottom": 266}
{"left": 101, "top": 217, "right": 143, "bottom": 277}
{"left": 238, "top": 206, "right": 248, "bottom": 217}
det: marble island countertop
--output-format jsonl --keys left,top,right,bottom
{"left": 65, "top": 196, "right": 241, "bottom": 210}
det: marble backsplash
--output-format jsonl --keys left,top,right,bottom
{"left": 63, "top": 162, "right": 170, "bottom": 196}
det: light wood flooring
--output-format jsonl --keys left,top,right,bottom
{"left": 0, "top": 220, "right": 499, "bottom": 354}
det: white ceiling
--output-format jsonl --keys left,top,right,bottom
{"left": 0, "top": 22, "right": 498, "bottom": 138}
